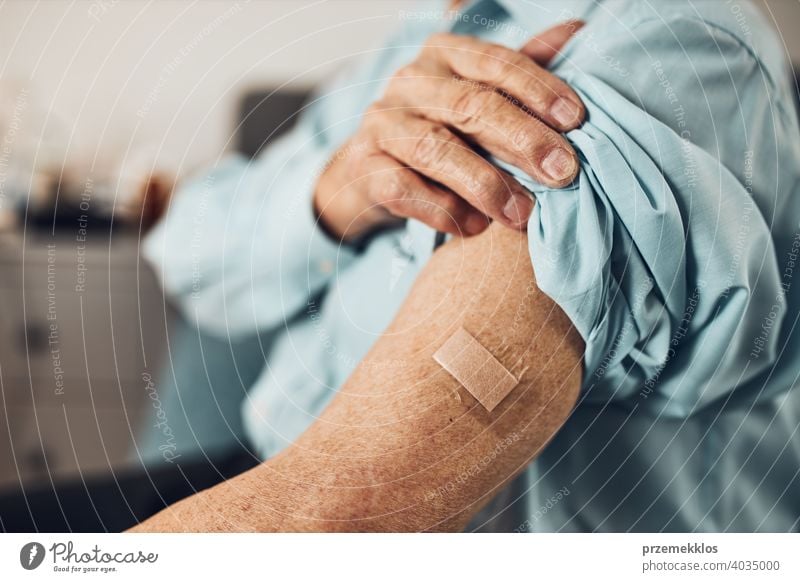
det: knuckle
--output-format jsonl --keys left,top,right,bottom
{"left": 420, "top": 33, "right": 450, "bottom": 60}
{"left": 508, "top": 123, "right": 537, "bottom": 153}
{"left": 429, "top": 212, "right": 454, "bottom": 232}
{"left": 538, "top": 126, "right": 567, "bottom": 152}
{"left": 450, "top": 88, "right": 489, "bottom": 129}
{"left": 426, "top": 32, "right": 452, "bottom": 47}
{"left": 471, "top": 167, "right": 505, "bottom": 200}
{"left": 379, "top": 176, "right": 409, "bottom": 206}
{"left": 362, "top": 103, "right": 391, "bottom": 133}
{"left": 382, "top": 200, "right": 405, "bottom": 216}
{"left": 393, "top": 63, "right": 419, "bottom": 81}
{"left": 520, "top": 75, "right": 552, "bottom": 107}
{"left": 385, "top": 76, "right": 401, "bottom": 96}
{"left": 412, "top": 125, "right": 455, "bottom": 166}
{"left": 386, "top": 65, "right": 420, "bottom": 96}
{"left": 477, "top": 44, "right": 517, "bottom": 79}
{"left": 345, "top": 144, "right": 365, "bottom": 168}
{"left": 355, "top": 144, "right": 378, "bottom": 165}
{"left": 435, "top": 196, "right": 460, "bottom": 219}
{"left": 364, "top": 101, "right": 387, "bottom": 119}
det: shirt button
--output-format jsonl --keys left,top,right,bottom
{"left": 318, "top": 259, "right": 333, "bottom": 274}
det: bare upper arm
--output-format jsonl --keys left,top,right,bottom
{"left": 130, "top": 221, "right": 584, "bottom": 532}
{"left": 263, "top": 221, "right": 585, "bottom": 530}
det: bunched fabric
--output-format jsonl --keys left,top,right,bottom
{"left": 510, "top": 11, "right": 800, "bottom": 417}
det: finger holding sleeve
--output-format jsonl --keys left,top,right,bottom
{"left": 369, "top": 110, "right": 535, "bottom": 229}
{"left": 385, "top": 72, "right": 578, "bottom": 189}
{"left": 362, "top": 151, "right": 489, "bottom": 236}
{"left": 520, "top": 20, "right": 585, "bottom": 66}
{"left": 425, "top": 32, "right": 585, "bottom": 131}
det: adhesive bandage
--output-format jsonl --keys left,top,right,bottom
{"left": 433, "top": 327, "right": 518, "bottom": 412}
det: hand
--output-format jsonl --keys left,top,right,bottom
{"left": 314, "top": 20, "right": 585, "bottom": 243}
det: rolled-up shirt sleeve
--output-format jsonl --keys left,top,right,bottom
{"left": 142, "top": 18, "right": 432, "bottom": 337}
{"left": 511, "top": 14, "right": 795, "bottom": 417}
{"left": 142, "top": 117, "right": 356, "bottom": 337}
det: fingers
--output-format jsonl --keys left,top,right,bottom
{"left": 368, "top": 110, "right": 534, "bottom": 229}
{"left": 520, "top": 20, "right": 585, "bottom": 66}
{"left": 362, "top": 151, "right": 489, "bottom": 236}
{"left": 324, "top": 20, "right": 587, "bottom": 241}
{"left": 387, "top": 74, "right": 578, "bottom": 188}
{"left": 424, "top": 32, "right": 585, "bottom": 131}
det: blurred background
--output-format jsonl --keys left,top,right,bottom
{"left": 0, "top": 0, "right": 798, "bottom": 493}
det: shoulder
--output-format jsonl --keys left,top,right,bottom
{"left": 563, "top": 0, "right": 786, "bottom": 90}
{"left": 547, "top": 0, "right": 793, "bottom": 141}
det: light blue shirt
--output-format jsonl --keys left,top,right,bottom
{"left": 144, "top": 0, "right": 800, "bottom": 531}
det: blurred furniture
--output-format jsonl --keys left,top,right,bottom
{"left": 237, "top": 89, "right": 309, "bottom": 158}
{"left": 0, "top": 231, "right": 169, "bottom": 490}
{"left": 0, "top": 88, "right": 312, "bottom": 490}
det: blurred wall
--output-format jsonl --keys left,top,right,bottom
{"left": 0, "top": 0, "right": 410, "bottom": 180}
{"left": 0, "top": 0, "right": 797, "bottom": 180}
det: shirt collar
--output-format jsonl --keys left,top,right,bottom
{"left": 456, "top": 0, "right": 597, "bottom": 45}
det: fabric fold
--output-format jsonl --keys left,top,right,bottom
{"left": 515, "top": 75, "right": 785, "bottom": 416}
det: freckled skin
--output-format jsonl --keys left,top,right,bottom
{"left": 129, "top": 221, "right": 584, "bottom": 532}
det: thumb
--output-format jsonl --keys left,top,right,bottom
{"left": 520, "top": 20, "right": 584, "bottom": 66}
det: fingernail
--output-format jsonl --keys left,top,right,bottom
{"left": 550, "top": 97, "right": 581, "bottom": 128}
{"left": 502, "top": 194, "right": 533, "bottom": 226}
{"left": 541, "top": 148, "right": 577, "bottom": 183}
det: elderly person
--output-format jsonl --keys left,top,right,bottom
{"left": 4, "top": 0, "right": 799, "bottom": 532}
